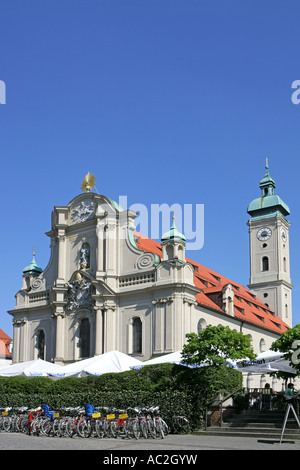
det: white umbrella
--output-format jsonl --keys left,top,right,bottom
{"left": 256, "top": 350, "right": 284, "bottom": 362}
{"left": 236, "top": 349, "right": 297, "bottom": 374}
{"left": 270, "top": 358, "right": 297, "bottom": 374}
{"left": 0, "top": 359, "right": 64, "bottom": 377}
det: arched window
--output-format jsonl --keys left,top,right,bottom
{"left": 259, "top": 338, "right": 266, "bottom": 353}
{"left": 80, "top": 318, "right": 90, "bottom": 358}
{"left": 166, "top": 245, "right": 173, "bottom": 260}
{"left": 197, "top": 319, "right": 206, "bottom": 333}
{"left": 262, "top": 256, "right": 269, "bottom": 271}
{"left": 178, "top": 245, "right": 184, "bottom": 261}
{"left": 37, "top": 330, "right": 45, "bottom": 360}
{"left": 132, "top": 317, "right": 142, "bottom": 354}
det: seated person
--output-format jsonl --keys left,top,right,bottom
{"left": 260, "top": 383, "right": 277, "bottom": 410}
{"left": 284, "top": 383, "right": 297, "bottom": 407}
{"left": 249, "top": 389, "right": 260, "bottom": 409}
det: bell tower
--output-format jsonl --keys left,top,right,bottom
{"left": 247, "top": 160, "right": 293, "bottom": 327}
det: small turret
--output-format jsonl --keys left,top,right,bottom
{"left": 22, "top": 250, "right": 43, "bottom": 290}
{"left": 161, "top": 215, "right": 186, "bottom": 262}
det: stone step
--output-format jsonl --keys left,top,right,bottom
{"left": 224, "top": 421, "right": 300, "bottom": 429}
{"left": 203, "top": 407, "right": 300, "bottom": 439}
{"left": 224, "top": 411, "right": 296, "bottom": 424}
{"left": 195, "top": 426, "right": 300, "bottom": 440}
{"left": 225, "top": 416, "right": 299, "bottom": 426}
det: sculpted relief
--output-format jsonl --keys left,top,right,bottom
{"left": 66, "top": 275, "right": 94, "bottom": 312}
{"left": 71, "top": 199, "right": 97, "bottom": 224}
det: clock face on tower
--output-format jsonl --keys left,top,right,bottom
{"left": 257, "top": 227, "right": 272, "bottom": 241}
{"left": 281, "top": 228, "right": 287, "bottom": 242}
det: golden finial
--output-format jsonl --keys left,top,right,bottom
{"left": 81, "top": 172, "right": 96, "bottom": 192}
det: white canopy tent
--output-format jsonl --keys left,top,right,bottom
{"left": 131, "top": 350, "right": 238, "bottom": 370}
{"left": 0, "top": 359, "right": 12, "bottom": 368}
{"left": 49, "top": 355, "right": 102, "bottom": 378}
{"left": 49, "top": 350, "right": 144, "bottom": 378}
{"left": 83, "top": 351, "right": 143, "bottom": 376}
{"left": 134, "top": 351, "right": 185, "bottom": 368}
{"left": 0, "top": 359, "right": 65, "bottom": 377}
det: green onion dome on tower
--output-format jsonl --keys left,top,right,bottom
{"left": 23, "top": 252, "right": 43, "bottom": 275}
{"left": 247, "top": 159, "right": 290, "bottom": 221}
{"left": 161, "top": 217, "right": 186, "bottom": 244}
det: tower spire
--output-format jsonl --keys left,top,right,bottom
{"left": 247, "top": 162, "right": 292, "bottom": 326}
{"left": 260, "top": 158, "right": 275, "bottom": 197}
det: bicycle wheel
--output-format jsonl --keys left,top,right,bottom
{"left": 160, "top": 418, "right": 169, "bottom": 436}
{"left": 66, "top": 418, "right": 78, "bottom": 437}
{"left": 15, "top": 416, "right": 25, "bottom": 432}
{"left": 95, "top": 419, "right": 104, "bottom": 438}
{"left": 60, "top": 417, "right": 73, "bottom": 437}
{"left": 108, "top": 420, "right": 119, "bottom": 438}
{"left": 132, "top": 420, "right": 141, "bottom": 439}
{"left": 102, "top": 419, "right": 111, "bottom": 438}
{"left": 20, "top": 417, "right": 29, "bottom": 434}
{"left": 30, "top": 417, "right": 42, "bottom": 435}
{"left": 41, "top": 418, "right": 55, "bottom": 437}
{"left": 77, "top": 418, "right": 91, "bottom": 438}
{"left": 174, "top": 416, "right": 190, "bottom": 434}
{"left": 147, "top": 418, "right": 157, "bottom": 439}
{"left": 89, "top": 420, "right": 98, "bottom": 438}
{"left": 53, "top": 418, "right": 64, "bottom": 437}
{"left": 126, "top": 419, "right": 140, "bottom": 440}
{"left": 139, "top": 420, "right": 148, "bottom": 439}
{"left": 2, "top": 417, "right": 12, "bottom": 432}
{"left": 123, "top": 419, "right": 132, "bottom": 439}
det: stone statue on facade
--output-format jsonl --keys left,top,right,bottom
{"left": 66, "top": 275, "right": 93, "bottom": 312}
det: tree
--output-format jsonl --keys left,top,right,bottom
{"left": 270, "top": 324, "right": 300, "bottom": 377}
{"left": 181, "top": 325, "right": 256, "bottom": 367}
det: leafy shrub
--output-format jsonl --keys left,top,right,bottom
{"left": 0, "top": 364, "right": 242, "bottom": 430}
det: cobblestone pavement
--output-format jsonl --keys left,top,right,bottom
{"left": 0, "top": 432, "right": 299, "bottom": 452}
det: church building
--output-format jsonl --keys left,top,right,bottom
{"left": 8, "top": 164, "right": 292, "bottom": 366}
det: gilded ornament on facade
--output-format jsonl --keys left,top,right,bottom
{"left": 81, "top": 172, "right": 96, "bottom": 192}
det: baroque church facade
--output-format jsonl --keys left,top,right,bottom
{"left": 9, "top": 164, "right": 292, "bottom": 366}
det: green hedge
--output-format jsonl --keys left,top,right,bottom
{"left": 0, "top": 364, "right": 242, "bottom": 430}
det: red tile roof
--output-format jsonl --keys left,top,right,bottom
{"left": 135, "top": 232, "right": 289, "bottom": 335}
{"left": 0, "top": 329, "right": 12, "bottom": 358}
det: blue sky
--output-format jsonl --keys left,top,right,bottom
{"left": 1, "top": 0, "right": 300, "bottom": 339}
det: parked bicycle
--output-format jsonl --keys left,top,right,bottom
{"left": 171, "top": 413, "right": 190, "bottom": 434}
{"left": 0, "top": 403, "right": 189, "bottom": 440}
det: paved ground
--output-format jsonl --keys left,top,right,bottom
{"left": 0, "top": 432, "right": 299, "bottom": 452}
